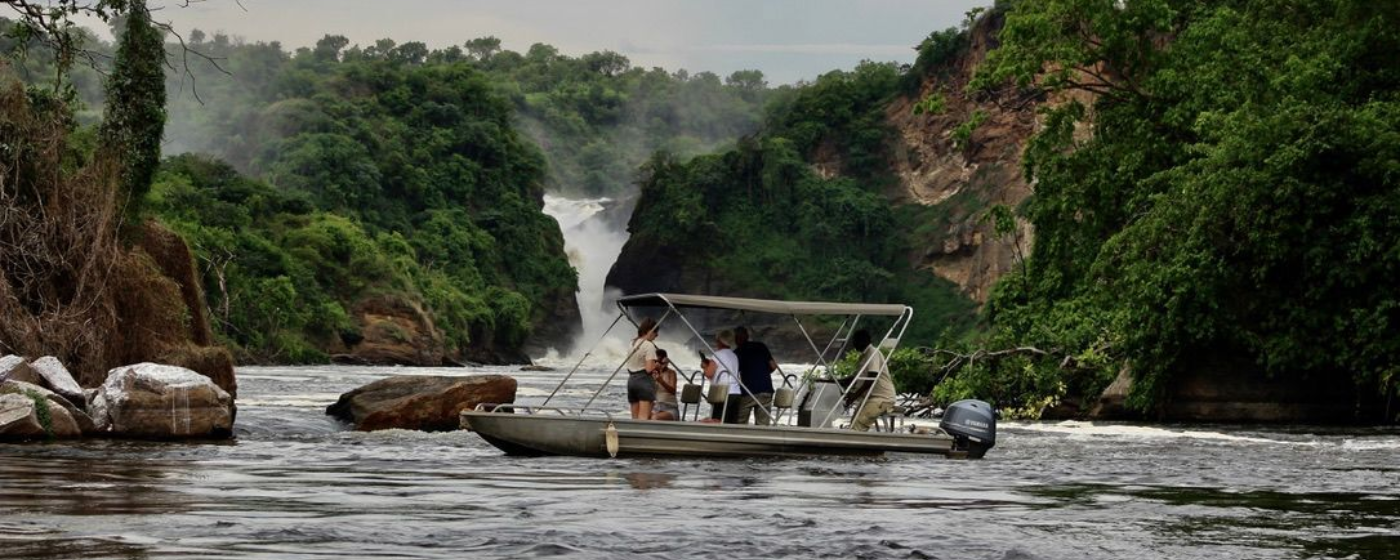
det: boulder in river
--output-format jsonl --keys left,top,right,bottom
{"left": 0, "top": 393, "right": 45, "bottom": 439}
{"left": 326, "top": 375, "right": 516, "bottom": 432}
{"left": 0, "top": 382, "right": 85, "bottom": 440}
{"left": 28, "top": 357, "right": 86, "bottom": 408}
{"left": 0, "top": 355, "right": 41, "bottom": 385}
{"left": 89, "top": 363, "right": 234, "bottom": 439}
{"left": 1088, "top": 366, "right": 1137, "bottom": 420}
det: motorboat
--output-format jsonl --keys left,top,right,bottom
{"left": 461, "top": 293, "right": 997, "bottom": 459}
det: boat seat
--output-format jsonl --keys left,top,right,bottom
{"left": 680, "top": 384, "right": 703, "bottom": 404}
{"left": 707, "top": 384, "right": 730, "bottom": 405}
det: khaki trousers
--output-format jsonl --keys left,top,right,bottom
{"left": 736, "top": 393, "right": 774, "bottom": 425}
{"left": 851, "top": 398, "right": 894, "bottom": 432}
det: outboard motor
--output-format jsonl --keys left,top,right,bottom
{"left": 939, "top": 399, "right": 997, "bottom": 459}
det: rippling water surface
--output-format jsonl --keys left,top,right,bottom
{"left": 2, "top": 366, "right": 1397, "bottom": 559}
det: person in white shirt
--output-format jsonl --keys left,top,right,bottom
{"left": 703, "top": 329, "right": 742, "bottom": 423}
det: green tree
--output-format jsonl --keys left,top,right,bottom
{"left": 99, "top": 0, "right": 165, "bottom": 223}
{"left": 964, "top": 0, "right": 1400, "bottom": 414}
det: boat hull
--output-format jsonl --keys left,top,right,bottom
{"left": 461, "top": 411, "right": 961, "bottom": 458}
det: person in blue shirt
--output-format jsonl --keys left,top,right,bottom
{"left": 734, "top": 326, "right": 778, "bottom": 425}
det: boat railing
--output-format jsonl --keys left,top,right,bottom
{"left": 471, "top": 403, "right": 619, "bottom": 421}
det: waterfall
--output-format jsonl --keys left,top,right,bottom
{"left": 541, "top": 195, "right": 631, "bottom": 364}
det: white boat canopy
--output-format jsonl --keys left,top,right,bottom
{"left": 543, "top": 292, "right": 914, "bottom": 429}
{"left": 617, "top": 293, "right": 909, "bottom": 317}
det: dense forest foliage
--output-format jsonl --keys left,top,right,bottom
{"left": 4, "top": 20, "right": 776, "bottom": 363}
{"left": 922, "top": 0, "right": 1400, "bottom": 417}
{"left": 12, "top": 26, "right": 774, "bottom": 197}
{"left": 5, "top": 21, "right": 599, "bottom": 363}
{"left": 621, "top": 56, "right": 979, "bottom": 345}
{"left": 157, "top": 34, "right": 771, "bottom": 197}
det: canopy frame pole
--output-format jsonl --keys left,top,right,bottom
{"left": 820, "top": 307, "right": 913, "bottom": 430}
{"left": 542, "top": 312, "right": 628, "bottom": 408}
{"left": 657, "top": 301, "right": 715, "bottom": 421}
{"left": 580, "top": 307, "right": 673, "bottom": 414}
{"left": 827, "top": 314, "right": 862, "bottom": 369}
{"left": 661, "top": 298, "right": 776, "bottom": 424}
{"left": 794, "top": 315, "right": 842, "bottom": 380}
{"left": 790, "top": 314, "right": 862, "bottom": 425}
{"left": 789, "top": 314, "right": 844, "bottom": 426}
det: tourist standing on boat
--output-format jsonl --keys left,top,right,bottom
{"left": 734, "top": 326, "right": 777, "bottom": 425}
{"left": 704, "top": 329, "right": 742, "bottom": 423}
{"left": 625, "top": 318, "right": 661, "bottom": 420}
{"left": 845, "top": 329, "right": 895, "bottom": 431}
{"left": 651, "top": 349, "right": 679, "bottom": 421}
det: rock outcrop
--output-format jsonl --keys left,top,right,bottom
{"left": 1088, "top": 367, "right": 1135, "bottom": 420}
{"left": 0, "top": 394, "right": 47, "bottom": 439}
{"left": 28, "top": 357, "right": 86, "bottom": 408}
{"left": 884, "top": 11, "right": 1039, "bottom": 303}
{"left": 88, "top": 363, "right": 234, "bottom": 439}
{"left": 326, "top": 375, "right": 516, "bottom": 432}
{"left": 333, "top": 295, "right": 447, "bottom": 367}
{"left": 0, "top": 381, "right": 87, "bottom": 439}
{"left": 1156, "top": 355, "right": 1381, "bottom": 423}
{"left": 0, "top": 355, "right": 41, "bottom": 385}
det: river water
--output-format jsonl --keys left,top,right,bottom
{"left": 1, "top": 365, "right": 1397, "bottom": 560}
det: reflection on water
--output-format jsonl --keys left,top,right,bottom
{"left": 0, "top": 365, "right": 1397, "bottom": 560}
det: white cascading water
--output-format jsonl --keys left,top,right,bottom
{"left": 541, "top": 194, "right": 708, "bottom": 370}
{"left": 540, "top": 194, "right": 632, "bottom": 366}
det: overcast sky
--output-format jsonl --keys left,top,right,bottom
{"left": 134, "top": 0, "right": 990, "bottom": 84}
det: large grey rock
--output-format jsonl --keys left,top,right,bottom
{"left": 0, "top": 380, "right": 93, "bottom": 436}
{"left": 327, "top": 375, "right": 516, "bottom": 432}
{"left": 29, "top": 357, "right": 85, "bottom": 407}
{"left": 0, "top": 390, "right": 81, "bottom": 440}
{"left": 1089, "top": 366, "right": 1136, "bottom": 420}
{"left": 90, "top": 363, "right": 233, "bottom": 439}
{"left": 0, "top": 355, "right": 41, "bottom": 385}
{"left": 0, "top": 393, "right": 44, "bottom": 439}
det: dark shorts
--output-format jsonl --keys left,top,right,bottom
{"left": 627, "top": 371, "right": 657, "bottom": 403}
{"left": 709, "top": 394, "right": 740, "bottom": 423}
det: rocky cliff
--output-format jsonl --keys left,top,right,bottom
{"left": 884, "top": 13, "right": 1037, "bottom": 303}
{"left": 606, "top": 13, "right": 1037, "bottom": 326}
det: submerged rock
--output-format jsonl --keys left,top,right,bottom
{"left": 519, "top": 364, "right": 556, "bottom": 372}
{"left": 29, "top": 357, "right": 86, "bottom": 408}
{"left": 89, "top": 363, "right": 234, "bottom": 439}
{"left": 326, "top": 375, "right": 516, "bottom": 432}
